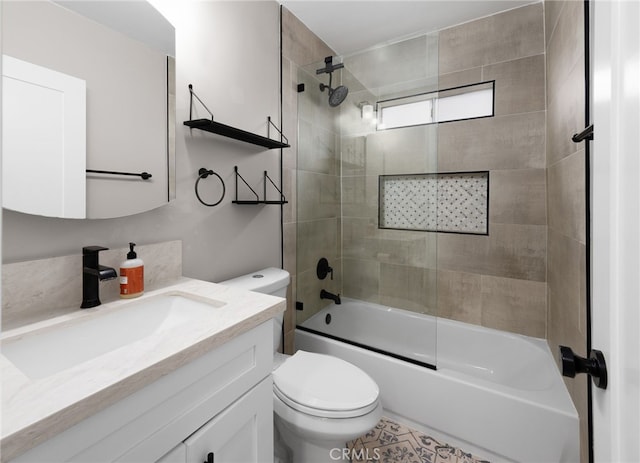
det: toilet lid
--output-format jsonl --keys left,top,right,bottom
{"left": 273, "top": 350, "right": 379, "bottom": 418}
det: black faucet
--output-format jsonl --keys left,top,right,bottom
{"left": 81, "top": 246, "right": 118, "bottom": 308}
{"left": 320, "top": 289, "right": 341, "bottom": 305}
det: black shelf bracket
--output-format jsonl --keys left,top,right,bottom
{"left": 263, "top": 170, "right": 288, "bottom": 204}
{"left": 188, "top": 84, "right": 214, "bottom": 121}
{"left": 184, "top": 84, "right": 290, "bottom": 150}
{"left": 267, "top": 116, "right": 289, "bottom": 146}
{"left": 232, "top": 166, "right": 260, "bottom": 204}
{"left": 232, "top": 166, "right": 287, "bottom": 205}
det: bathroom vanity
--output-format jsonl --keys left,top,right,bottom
{"left": 0, "top": 279, "right": 284, "bottom": 462}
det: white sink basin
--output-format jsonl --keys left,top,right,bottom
{"left": 2, "top": 293, "right": 225, "bottom": 380}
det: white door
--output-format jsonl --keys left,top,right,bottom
{"left": 591, "top": 0, "right": 640, "bottom": 461}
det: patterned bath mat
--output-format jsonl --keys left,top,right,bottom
{"left": 347, "top": 417, "right": 490, "bottom": 463}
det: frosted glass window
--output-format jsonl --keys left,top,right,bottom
{"left": 436, "top": 88, "right": 493, "bottom": 123}
{"left": 376, "top": 81, "right": 494, "bottom": 130}
{"left": 379, "top": 99, "right": 433, "bottom": 130}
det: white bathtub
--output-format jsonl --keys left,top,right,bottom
{"left": 296, "top": 298, "right": 579, "bottom": 463}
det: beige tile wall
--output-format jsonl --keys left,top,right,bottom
{"left": 438, "top": 3, "right": 545, "bottom": 75}
{"left": 435, "top": 2, "right": 547, "bottom": 337}
{"left": 544, "top": 0, "right": 588, "bottom": 460}
{"left": 285, "top": 3, "right": 549, "bottom": 339}
{"left": 338, "top": 34, "right": 440, "bottom": 320}
{"left": 1, "top": 241, "right": 183, "bottom": 330}
{"left": 334, "top": 3, "right": 548, "bottom": 338}
{"left": 283, "top": 1, "right": 587, "bottom": 456}
{"left": 281, "top": 7, "right": 336, "bottom": 352}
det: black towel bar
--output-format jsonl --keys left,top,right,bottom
{"left": 86, "top": 169, "right": 152, "bottom": 180}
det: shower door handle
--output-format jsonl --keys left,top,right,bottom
{"left": 559, "top": 345, "right": 607, "bottom": 389}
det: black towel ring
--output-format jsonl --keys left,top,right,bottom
{"left": 195, "top": 168, "right": 225, "bottom": 207}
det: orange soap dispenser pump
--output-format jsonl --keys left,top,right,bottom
{"left": 120, "top": 242, "right": 144, "bottom": 298}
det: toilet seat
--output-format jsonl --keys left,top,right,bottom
{"left": 272, "top": 350, "right": 379, "bottom": 418}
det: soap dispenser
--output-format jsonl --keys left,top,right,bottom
{"left": 120, "top": 242, "right": 144, "bottom": 298}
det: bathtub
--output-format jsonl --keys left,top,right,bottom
{"left": 296, "top": 298, "right": 579, "bottom": 463}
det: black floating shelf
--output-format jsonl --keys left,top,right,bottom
{"left": 184, "top": 119, "right": 290, "bottom": 150}
{"left": 185, "top": 85, "right": 289, "bottom": 150}
{"left": 232, "top": 200, "right": 262, "bottom": 205}
{"left": 232, "top": 200, "right": 288, "bottom": 205}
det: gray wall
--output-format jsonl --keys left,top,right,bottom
{"left": 2, "top": 2, "right": 283, "bottom": 285}
{"left": 545, "top": 1, "right": 588, "bottom": 460}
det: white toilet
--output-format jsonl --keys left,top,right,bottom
{"left": 220, "top": 268, "right": 382, "bottom": 463}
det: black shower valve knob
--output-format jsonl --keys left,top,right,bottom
{"left": 317, "top": 257, "right": 334, "bottom": 280}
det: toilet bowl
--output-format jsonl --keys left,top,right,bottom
{"left": 220, "top": 268, "right": 382, "bottom": 463}
{"left": 273, "top": 350, "right": 382, "bottom": 462}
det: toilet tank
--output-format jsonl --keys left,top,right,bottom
{"left": 219, "top": 267, "right": 289, "bottom": 297}
{"left": 219, "top": 268, "right": 289, "bottom": 353}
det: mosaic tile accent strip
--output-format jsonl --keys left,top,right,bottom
{"left": 347, "top": 417, "right": 490, "bottom": 463}
{"left": 379, "top": 172, "right": 489, "bottom": 234}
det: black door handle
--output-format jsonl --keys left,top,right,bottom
{"left": 559, "top": 345, "right": 607, "bottom": 389}
{"left": 203, "top": 452, "right": 214, "bottom": 463}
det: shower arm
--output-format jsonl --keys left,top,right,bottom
{"left": 320, "top": 72, "right": 335, "bottom": 94}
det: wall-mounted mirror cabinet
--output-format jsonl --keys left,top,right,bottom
{"left": 1, "top": 0, "right": 176, "bottom": 219}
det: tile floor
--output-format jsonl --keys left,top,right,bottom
{"left": 347, "top": 417, "right": 490, "bottom": 463}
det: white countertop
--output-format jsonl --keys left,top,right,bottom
{"left": 0, "top": 278, "right": 285, "bottom": 462}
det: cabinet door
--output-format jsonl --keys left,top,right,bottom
{"left": 2, "top": 54, "right": 86, "bottom": 218}
{"left": 184, "top": 377, "right": 273, "bottom": 463}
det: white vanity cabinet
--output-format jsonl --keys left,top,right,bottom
{"left": 157, "top": 378, "right": 272, "bottom": 463}
{"left": 10, "top": 321, "right": 274, "bottom": 463}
